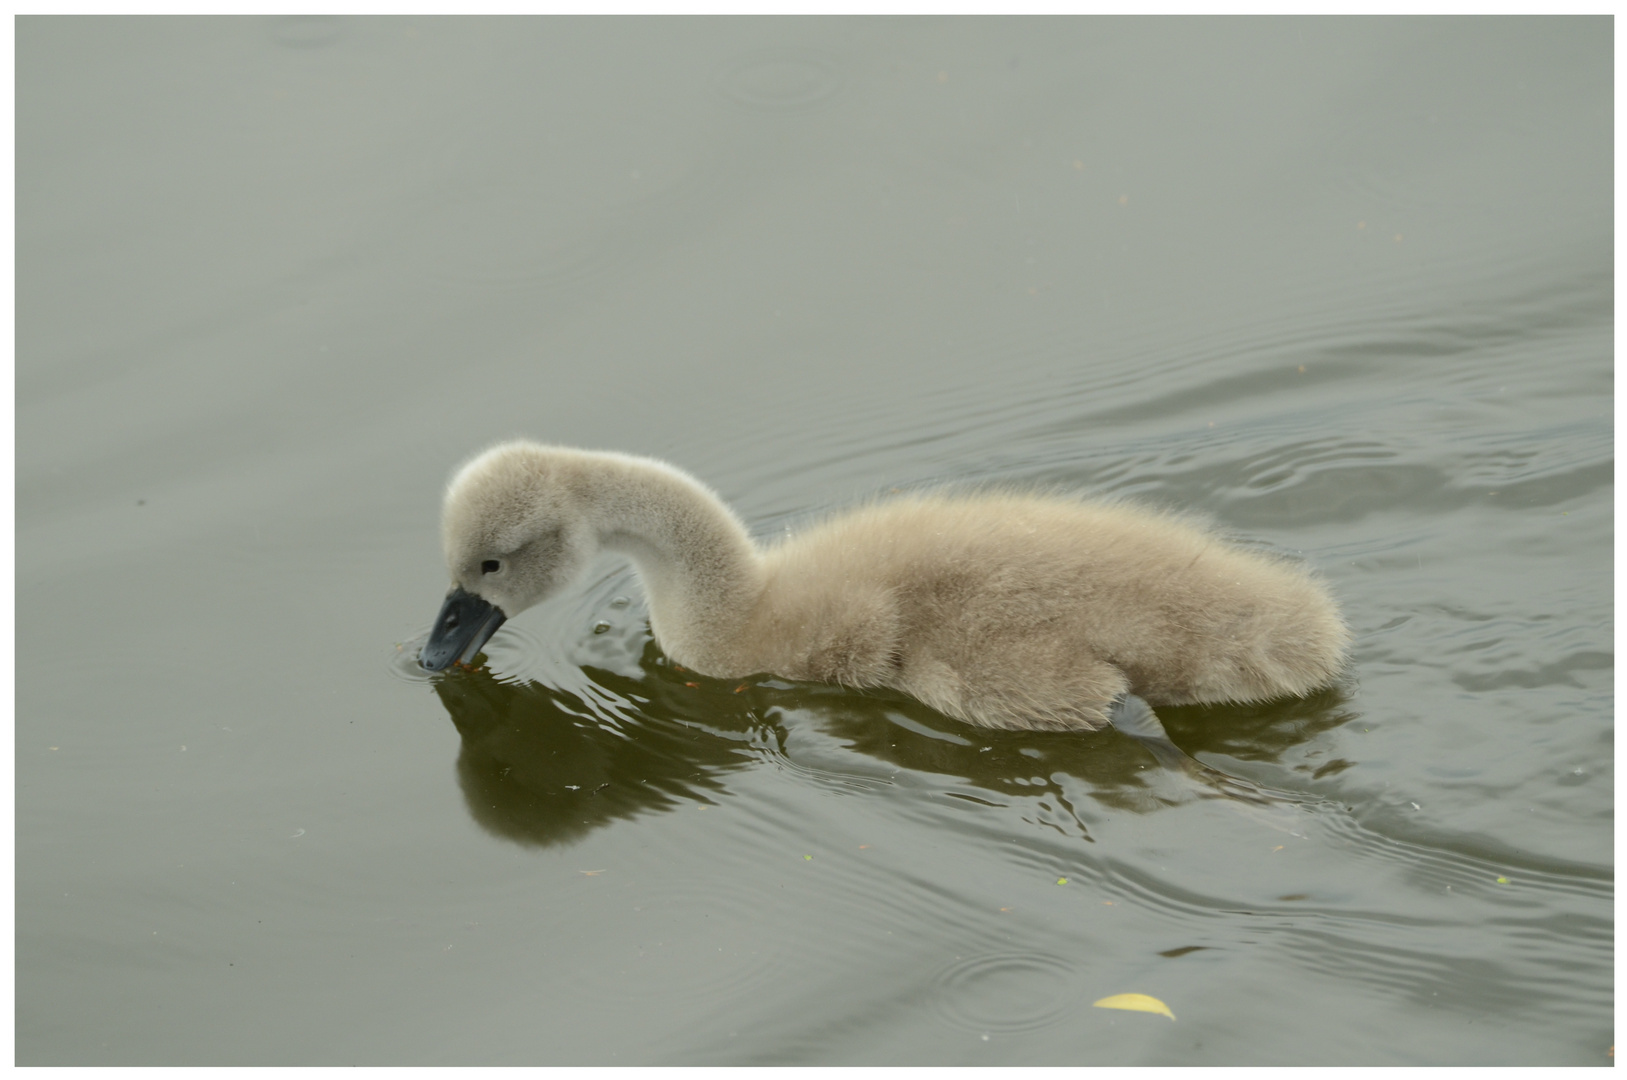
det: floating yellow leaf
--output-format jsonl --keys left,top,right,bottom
{"left": 1093, "top": 993, "right": 1175, "bottom": 1020}
{"left": 1056, "top": 877, "right": 1068, "bottom": 885}
{"left": 1496, "top": 876, "right": 1510, "bottom": 884}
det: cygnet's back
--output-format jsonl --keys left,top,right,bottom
{"left": 745, "top": 493, "right": 1348, "bottom": 731}
{"left": 422, "top": 442, "right": 1348, "bottom": 733}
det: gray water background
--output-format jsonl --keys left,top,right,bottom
{"left": 16, "top": 16, "right": 1612, "bottom": 1065}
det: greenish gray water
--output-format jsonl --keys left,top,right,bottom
{"left": 17, "top": 16, "right": 1610, "bottom": 1065}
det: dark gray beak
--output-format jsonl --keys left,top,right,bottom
{"left": 420, "top": 586, "right": 507, "bottom": 671}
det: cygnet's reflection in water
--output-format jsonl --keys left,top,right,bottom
{"left": 430, "top": 639, "right": 1356, "bottom": 848}
{"left": 431, "top": 649, "right": 755, "bottom": 848}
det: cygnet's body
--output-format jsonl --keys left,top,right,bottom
{"left": 421, "top": 441, "right": 1349, "bottom": 732}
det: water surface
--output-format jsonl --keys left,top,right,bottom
{"left": 16, "top": 16, "right": 1611, "bottom": 1065}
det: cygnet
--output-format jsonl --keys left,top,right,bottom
{"left": 421, "top": 441, "right": 1349, "bottom": 732}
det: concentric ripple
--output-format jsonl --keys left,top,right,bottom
{"left": 385, "top": 634, "right": 433, "bottom": 683}
{"left": 718, "top": 48, "right": 848, "bottom": 111}
{"left": 931, "top": 951, "right": 1081, "bottom": 1034}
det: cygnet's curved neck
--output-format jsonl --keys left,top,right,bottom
{"left": 576, "top": 452, "right": 766, "bottom": 672}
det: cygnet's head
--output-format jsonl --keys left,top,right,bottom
{"left": 420, "top": 442, "right": 595, "bottom": 671}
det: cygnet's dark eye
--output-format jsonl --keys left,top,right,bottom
{"left": 481, "top": 560, "right": 500, "bottom": 574}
